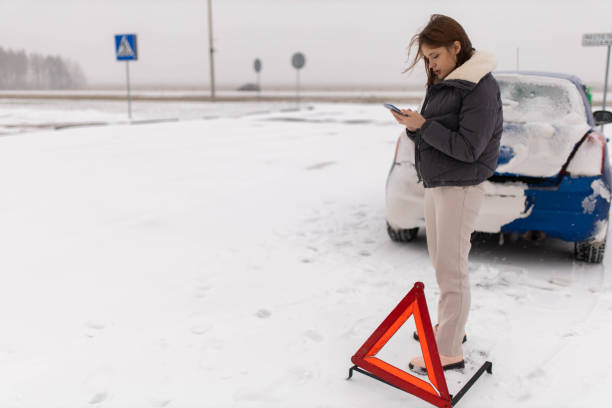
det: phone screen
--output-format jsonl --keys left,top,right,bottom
{"left": 384, "top": 103, "right": 405, "bottom": 115}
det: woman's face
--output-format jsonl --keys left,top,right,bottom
{"left": 421, "top": 41, "right": 461, "bottom": 80}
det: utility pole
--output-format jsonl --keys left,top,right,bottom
{"left": 207, "top": 0, "right": 216, "bottom": 101}
{"left": 516, "top": 47, "right": 519, "bottom": 71}
{"left": 603, "top": 44, "right": 610, "bottom": 112}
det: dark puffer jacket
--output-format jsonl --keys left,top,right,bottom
{"left": 406, "top": 50, "right": 503, "bottom": 188}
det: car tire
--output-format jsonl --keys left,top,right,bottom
{"left": 470, "top": 231, "right": 490, "bottom": 243}
{"left": 387, "top": 223, "right": 419, "bottom": 242}
{"left": 574, "top": 238, "right": 607, "bottom": 264}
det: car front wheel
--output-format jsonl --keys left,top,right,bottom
{"left": 574, "top": 238, "right": 607, "bottom": 263}
{"left": 387, "top": 223, "right": 419, "bottom": 242}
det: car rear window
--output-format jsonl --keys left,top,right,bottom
{"left": 495, "top": 75, "right": 587, "bottom": 125}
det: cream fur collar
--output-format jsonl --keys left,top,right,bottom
{"left": 444, "top": 50, "right": 497, "bottom": 84}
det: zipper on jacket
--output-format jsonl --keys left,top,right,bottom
{"left": 420, "top": 88, "right": 433, "bottom": 115}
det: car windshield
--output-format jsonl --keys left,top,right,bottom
{"left": 495, "top": 75, "right": 587, "bottom": 124}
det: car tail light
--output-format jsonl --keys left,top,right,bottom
{"left": 565, "top": 131, "right": 606, "bottom": 176}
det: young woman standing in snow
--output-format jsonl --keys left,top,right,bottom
{"left": 389, "top": 14, "right": 502, "bottom": 374}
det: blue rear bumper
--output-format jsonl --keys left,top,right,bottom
{"left": 500, "top": 174, "right": 611, "bottom": 242}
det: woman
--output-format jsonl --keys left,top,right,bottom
{"left": 390, "top": 14, "right": 503, "bottom": 374}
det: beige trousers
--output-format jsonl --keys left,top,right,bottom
{"left": 424, "top": 183, "right": 485, "bottom": 356}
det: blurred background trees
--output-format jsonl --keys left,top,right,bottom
{"left": 0, "top": 47, "right": 86, "bottom": 89}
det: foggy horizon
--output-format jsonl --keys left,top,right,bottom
{"left": 1, "top": 0, "right": 612, "bottom": 90}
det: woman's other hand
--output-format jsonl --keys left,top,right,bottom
{"left": 391, "top": 109, "right": 426, "bottom": 132}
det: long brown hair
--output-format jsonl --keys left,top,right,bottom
{"left": 403, "top": 14, "right": 475, "bottom": 87}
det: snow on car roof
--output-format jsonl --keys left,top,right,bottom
{"left": 491, "top": 72, "right": 592, "bottom": 177}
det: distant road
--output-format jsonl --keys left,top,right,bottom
{"left": 0, "top": 90, "right": 425, "bottom": 104}
{"left": 0, "top": 90, "right": 606, "bottom": 106}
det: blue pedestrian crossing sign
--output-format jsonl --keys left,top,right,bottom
{"left": 115, "top": 34, "right": 138, "bottom": 61}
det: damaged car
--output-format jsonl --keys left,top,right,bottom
{"left": 386, "top": 71, "right": 612, "bottom": 263}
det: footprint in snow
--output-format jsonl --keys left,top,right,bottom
{"left": 195, "top": 285, "right": 212, "bottom": 299}
{"left": 89, "top": 392, "right": 108, "bottom": 404}
{"left": 336, "top": 287, "right": 355, "bottom": 294}
{"left": 85, "top": 321, "right": 106, "bottom": 338}
{"left": 85, "top": 322, "right": 105, "bottom": 330}
{"left": 255, "top": 309, "right": 271, "bottom": 319}
{"left": 287, "top": 366, "right": 313, "bottom": 383}
{"left": 151, "top": 398, "right": 172, "bottom": 407}
{"left": 527, "top": 368, "right": 546, "bottom": 379}
{"left": 306, "top": 161, "right": 336, "bottom": 170}
{"left": 303, "top": 330, "right": 324, "bottom": 342}
{"left": 191, "top": 325, "right": 211, "bottom": 335}
{"left": 233, "top": 388, "right": 274, "bottom": 402}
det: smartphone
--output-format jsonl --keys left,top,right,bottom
{"left": 384, "top": 103, "right": 407, "bottom": 116}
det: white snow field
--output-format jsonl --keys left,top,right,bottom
{"left": 0, "top": 98, "right": 301, "bottom": 135}
{"left": 0, "top": 103, "right": 611, "bottom": 408}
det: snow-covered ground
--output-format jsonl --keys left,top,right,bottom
{"left": 0, "top": 102, "right": 611, "bottom": 407}
{"left": 0, "top": 98, "right": 303, "bottom": 135}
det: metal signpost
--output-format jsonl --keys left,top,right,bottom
{"left": 207, "top": 0, "right": 216, "bottom": 102}
{"left": 254, "top": 58, "right": 262, "bottom": 100}
{"left": 583, "top": 32, "right": 612, "bottom": 128}
{"left": 291, "top": 52, "right": 306, "bottom": 108}
{"left": 115, "top": 33, "right": 138, "bottom": 120}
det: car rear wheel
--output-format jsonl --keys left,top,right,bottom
{"left": 574, "top": 238, "right": 607, "bottom": 263}
{"left": 387, "top": 223, "right": 419, "bottom": 242}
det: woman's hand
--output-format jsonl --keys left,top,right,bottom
{"left": 390, "top": 109, "right": 426, "bottom": 132}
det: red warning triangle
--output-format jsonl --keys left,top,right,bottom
{"left": 350, "top": 282, "right": 452, "bottom": 408}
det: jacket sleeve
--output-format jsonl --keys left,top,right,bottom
{"left": 419, "top": 80, "right": 499, "bottom": 163}
{"left": 405, "top": 128, "right": 417, "bottom": 142}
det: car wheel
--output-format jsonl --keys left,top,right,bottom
{"left": 470, "top": 231, "right": 490, "bottom": 243}
{"left": 574, "top": 238, "right": 607, "bottom": 264}
{"left": 387, "top": 223, "right": 419, "bottom": 242}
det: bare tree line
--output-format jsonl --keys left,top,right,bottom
{"left": 0, "top": 47, "right": 86, "bottom": 90}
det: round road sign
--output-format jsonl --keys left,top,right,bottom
{"left": 291, "top": 52, "right": 306, "bottom": 70}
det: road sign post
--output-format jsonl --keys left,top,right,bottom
{"left": 126, "top": 61, "right": 132, "bottom": 119}
{"left": 115, "top": 33, "right": 138, "bottom": 120}
{"left": 291, "top": 52, "right": 306, "bottom": 108}
{"left": 207, "top": 0, "right": 216, "bottom": 102}
{"left": 254, "top": 58, "right": 262, "bottom": 101}
{"left": 583, "top": 32, "right": 612, "bottom": 131}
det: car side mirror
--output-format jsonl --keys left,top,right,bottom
{"left": 593, "top": 110, "right": 612, "bottom": 125}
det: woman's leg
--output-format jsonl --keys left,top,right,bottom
{"left": 424, "top": 187, "right": 437, "bottom": 264}
{"left": 431, "top": 184, "right": 485, "bottom": 357}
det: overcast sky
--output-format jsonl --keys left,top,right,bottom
{"left": 1, "top": 0, "right": 611, "bottom": 88}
